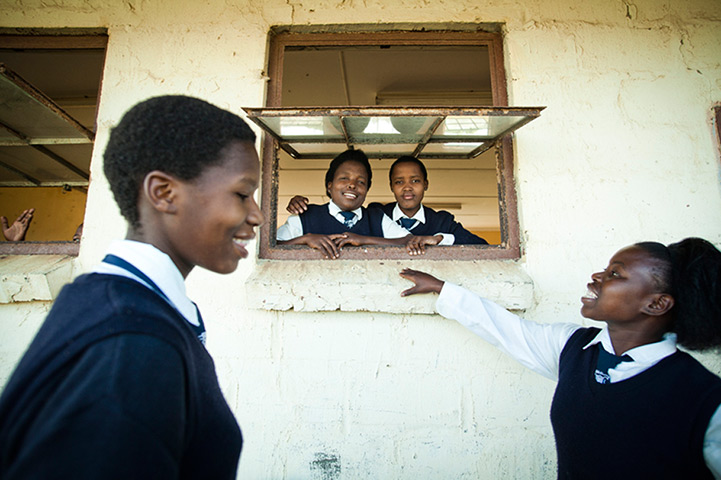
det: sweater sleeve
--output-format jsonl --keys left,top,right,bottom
{"left": 5, "top": 334, "right": 188, "bottom": 480}
{"left": 437, "top": 282, "right": 580, "bottom": 380}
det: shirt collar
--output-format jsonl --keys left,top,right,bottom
{"left": 328, "top": 200, "right": 363, "bottom": 220}
{"left": 92, "top": 239, "right": 199, "bottom": 326}
{"left": 582, "top": 326, "right": 677, "bottom": 363}
{"left": 392, "top": 202, "right": 426, "bottom": 224}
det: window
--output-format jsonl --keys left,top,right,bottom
{"left": 0, "top": 32, "right": 107, "bottom": 255}
{"left": 257, "top": 29, "right": 533, "bottom": 260}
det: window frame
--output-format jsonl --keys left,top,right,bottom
{"left": 259, "top": 30, "right": 520, "bottom": 260}
{"left": 0, "top": 32, "right": 107, "bottom": 256}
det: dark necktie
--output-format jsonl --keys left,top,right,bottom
{"left": 340, "top": 210, "right": 356, "bottom": 228}
{"left": 594, "top": 345, "right": 632, "bottom": 384}
{"left": 399, "top": 217, "right": 417, "bottom": 230}
{"left": 102, "top": 254, "right": 206, "bottom": 345}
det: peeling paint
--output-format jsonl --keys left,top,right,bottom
{"left": 310, "top": 452, "right": 341, "bottom": 480}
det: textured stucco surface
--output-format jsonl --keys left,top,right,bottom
{"left": 1, "top": 0, "right": 721, "bottom": 478}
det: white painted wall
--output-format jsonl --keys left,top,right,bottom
{"left": 1, "top": 1, "right": 721, "bottom": 478}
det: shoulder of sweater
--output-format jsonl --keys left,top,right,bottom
{"left": 51, "top": 274, "right": 194, "bottom": 346}
{"left": 423, "top": 205, "right": 453, "bottom": 220}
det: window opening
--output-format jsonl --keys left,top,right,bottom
{"left": 0, "top": 34, "right": 106, "bottom": 254}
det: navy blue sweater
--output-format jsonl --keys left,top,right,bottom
{"left": 551, "top": 327, "right": 721, "bottom": 479}
{"left": 372, "top": 202, "right": 488, "bottom": 244}
{"left": 0, "top": 274, "right": 241, "bottom": 480}
{"left": 299, "top": 203, "right": 385, "bottom": 236}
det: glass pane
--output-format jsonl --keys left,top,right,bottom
{"left": 291, "top": 143, "right": 347, "bottom": 155}
{"left": 434, "top": 115, "right": 529, "bottom": 140}
{"left": 0, "top": 146, "right": 88, "bottom": 184}
{"left": 0, "top": 74, "right": 91, "bottom": 141}
{"left": 421, "top": 142, "right": 485, "bottom": 156}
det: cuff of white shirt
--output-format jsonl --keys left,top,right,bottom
{"left": 437, "top": 233, "right": 455, "bottom": 245}
{"left": 437, "top": 281, "right": 462, "bottom": 317}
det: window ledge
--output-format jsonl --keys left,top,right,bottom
{"left": 246, "top": 258, "right": 533, "bottom": 314}
{"left": 0, "top": 255, "right": 76, "bottom": 303}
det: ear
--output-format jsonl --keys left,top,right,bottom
{"left": 142, "top": 171, "right": 180, "bottom": 214}
{"left": 423, "top": 180, "right": 429, "bottom": 191}
{"left": 326, "top": 181, "right": 332, "bottom": 198}
{"left": 642, "top": 293, "right": 675, "bottom": 316}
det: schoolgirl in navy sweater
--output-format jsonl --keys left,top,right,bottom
{"left": 400, "top": 238, "right": 721, "bottom": 479}
{"left": 277, "top": 149, "right": 441, "bottom": 259}
{"left": 375, "top": 156, "right": 488, "bottom": 245}
{"left": 0, "top": 96, "right": 264, "bottom": 479}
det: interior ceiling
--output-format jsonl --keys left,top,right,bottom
{"left": 0, "top": 49, "right": 104, "bottom": 105}
{"left": 281, "top": 45, "right": 492, "bottom": 107}
{"left": 0, "top": 49, "right": 104, "bottom": 186}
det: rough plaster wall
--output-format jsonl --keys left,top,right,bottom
{"left": 1, "top": 0, "right": 721, "bottom": 479}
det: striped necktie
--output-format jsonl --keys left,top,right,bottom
{"left": 340, "top": 211, "right": 356, "bottom": 228}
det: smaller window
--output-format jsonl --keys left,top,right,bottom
{"left": 0, "top": 33, "right": 107, "bottom": 255}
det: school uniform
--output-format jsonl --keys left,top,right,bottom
{"left": 375, "top": 202, "right": 488, "bottom": 245}
{"left": 435, "top": 282, "right": 721, "bottom": 479}
{"left": 276, "top": 200, "right": 408, "bottom": 240}
{"left": 0, "top": 240, "right": 241, "bottom": 480}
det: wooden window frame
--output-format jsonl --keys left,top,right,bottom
{"left": 259, "top": 30, "right": 520, "bottom": 260}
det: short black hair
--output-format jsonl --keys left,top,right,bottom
{"left": 636, "top": 238, "right": 721, "bottom": 350}
{"left": 324, "top": 148, "right": 372, "bottom": 193}
{"left": 104, "top": 95, "right": 256, "bottom": 229}
{"left": 388, "top": 155, "right": 428, "bottom": 183}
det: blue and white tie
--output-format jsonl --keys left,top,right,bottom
{"left": 340, "top": 211, "right": 356, "bottom": 228}
{"left": 595, "top": 345, "right": 632, "bottom": 384}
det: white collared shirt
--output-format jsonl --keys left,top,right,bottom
{"left": 92, "top": 239, "right": 200, "bottom": 326}
{"left": 391, "top": 203, "right": 454, "bottom": 245}
{"left": 276, "top": 200, "right": 408, "bottom": 240}
{"left": 435, "top": 282, "right": 721, "bottom": 479}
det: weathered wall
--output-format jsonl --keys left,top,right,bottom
{"left": 1, "top": 0, "right": 721, "bottom": 478}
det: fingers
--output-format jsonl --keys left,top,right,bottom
{"left": 399, "top": 268, "right": 420, "bottom": 280}
{"left": 399, "top": 268, "right": 443, "bottom": 295}
{"left": 332, "top": 233, "right": 354, "bottom": 248}
{"left": 286, "top": 196, "right": 309, "bottom": 215}
{"left": 400, "top": 286, "right": 419, "bottom": 297}
{"left": 319, "top": 237, "right": 340, "bottom": 259}
{"left": 1, "top": 216, "right": 8, "bottom": 230}
{"left": 18, "top": 208, "right": 34, "bottom": 225}
{"left": 406, "top": 239, "right": 426, "bottom": 256}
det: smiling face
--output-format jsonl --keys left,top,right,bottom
{"left": 326, "top": 160, "right": 369, "bottom": 211}
{"left": 164, "top": 141, "right": 263, "bottom": 276}
{"left": 390, "top": 161, "right": 428, "bottom": 217}
{"left": 580, "top": 245, "right": 668, "bottom": 325}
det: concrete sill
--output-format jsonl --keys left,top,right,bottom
{"left": 246, "top": 259, "right": 533, "bottom": 314}
{"left": 0, "top": 255, "right": 76, "bottom": 303}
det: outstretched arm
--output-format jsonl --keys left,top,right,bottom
{"left": 399, "top": 270, "right": 579, "bottom": 380}
{"left": 1, "top": 208, "right": 34, "bottom": 241}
